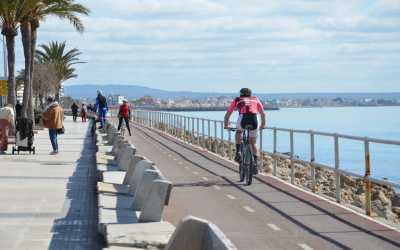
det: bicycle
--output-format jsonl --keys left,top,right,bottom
{"left": 227, "top": 126, "right": 256, "bottom": 185}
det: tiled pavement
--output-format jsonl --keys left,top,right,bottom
{"left": 0, "top": 117, "right": 103, "bottom": 250}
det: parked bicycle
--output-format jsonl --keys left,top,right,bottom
{"left": 227, "top": 126, "right": 256, "bottom": 185}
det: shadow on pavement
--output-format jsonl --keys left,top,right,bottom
{"left": 48, "top": 122, "right": 104, "bottom": 250}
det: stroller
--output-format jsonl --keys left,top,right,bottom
{"left": 12, "top": 118, "right": 35, "bottom": 155}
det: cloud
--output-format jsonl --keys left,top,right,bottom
{"left": 24, "top": 0, "right": 400, "bottom": 92}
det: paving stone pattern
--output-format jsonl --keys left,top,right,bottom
{"left": 0, "top": 117, "right": 103, "bottom": 250}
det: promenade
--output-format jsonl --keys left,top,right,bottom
{"left": 0, "top": 117, "right": 102, "bottom": 250}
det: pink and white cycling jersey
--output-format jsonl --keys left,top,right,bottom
{"left": 227, "top": 96, "right": 264, "bottom": 114}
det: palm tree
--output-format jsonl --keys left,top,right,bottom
{"left": 20, "top": 0, "right": 89, "bottom": 119}
{"left": 36, "top": 41, "right": 84, "bottom": 100}
{"left": 0, "top": 0, "right": 34, "bottom": 106}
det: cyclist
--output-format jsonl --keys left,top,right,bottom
{"left": 224, "top": 88, "right": 266, "bottom": 172}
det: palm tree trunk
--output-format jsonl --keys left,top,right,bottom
{"left": 28, "top": 25, "right": 38, "bottom": 125}
{"left": 5, "top": 35, "right": 16, "bottom": 106}
{"left": 21, "top": 21, "right": 32, "bottom": 119}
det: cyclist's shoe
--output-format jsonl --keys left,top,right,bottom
{"left": 234, "top": 152, "right": 242, "bottom": 163}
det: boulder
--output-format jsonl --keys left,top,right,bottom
{"left": 340, "top": 174, "right": 356, "bottom": 188}
{"left": 373, "top": 190, "right": 391, "bottom": 207}
{"left": 391, "top": 194, "right": 400, "bottom": 207}
{"left": 392, "top": 206, "right": 400, "bottom": 216}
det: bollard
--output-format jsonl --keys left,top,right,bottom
{"left": 334, "top": 134, "right": 341, "bottom": 203}
{"left": 364, "top": 139, "right": 372, "bottom": 216}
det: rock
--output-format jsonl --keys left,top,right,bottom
{"left": 295, "top": 171, "right": 306, "bottom": 179}
{"left": 352, "top": 194, "right": 366, "bottom": 208}
{"left": 355, "top": 185, "right": 365, "bottom": 195}
{"left": 373, "top": 190, "right": 391, "bottom": 206}
{"left": 391, "top": 194, "right": 400, "bottom": 207}
{"left": 340, "top": 174, "right": 356, "bottom": 188}
{"left": 392, "top": 206, "right": 400, "bottom": 216}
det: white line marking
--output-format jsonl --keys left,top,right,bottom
{"left": 243, "top": 206, "right": 255, "bottom": 213}
{"left": 202, "top": 177, "right": 209, "bottom": 181}
{"left": 184, "top": 166, "right": 189, "bottom": 170}
{"left": 173, "top": 158, "right": 178, "bottom": 161}
{"left": 298, "top": 243, "right": 313, "bottom": 250}
{"left": 227, "top": 194, "right": 236, "bottom": 200}
{"left": 213, "top": 185, "right": 221, "bottom": 190}
{"left": 178, "top": 162, "right": 183, "bottom": 165}
{"left": 192, "top": 171, "right": 199, "bottom": 175}
{"left": 267, "top": 224, "right": 281, "bottom": 231}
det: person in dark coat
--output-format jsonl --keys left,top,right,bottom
{"left": 71, "top": 102, "right": 79, "bottom": 122}
{"left": 15, "top": 100, "right": 22, "bottom": 120}
{"left": 96, "top": 90, "right": 108, "bottom": 129}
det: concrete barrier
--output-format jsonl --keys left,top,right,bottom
{"left": 98, "top": 179, "right": 172, "bottom": 235}
{"left": 101, "top": 159, "right": 154, "bottom": 186}
{"left": 122, "top": 155, "right": 146, "bottom": 184}
{"left": 164, "top": 216, "right": 237, "bottom": 250}
{"left": 138, "top": 179, "right": 172, "bottom": 223}
{"left": 106, "top": 222, "right": 175, "bottom": 249}
{"left": 98, "top": 169, "right": 161, "bottom": 209}
{"left": 97, "top": 143, "right": 135, "bottom": 170}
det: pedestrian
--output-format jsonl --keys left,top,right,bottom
{"left": 15, "top": 100, "right": 22, "bottom": 120}
{"left": 71, "top": 102, "right": 79, "bottom": 122}
{"left": 0, "top": 104, "right": 15, "bottom": 154}
{"left": 42, "top": 96, "right": 64, "bottom": 155}
{"left": 81, "top": 103, "right": 87, "bottom": 122}
{"left": 117, "top": 99, "right": 132, "bottom": 136}
{"left": 96, "top": 90, "right": 108, "bottom": 129}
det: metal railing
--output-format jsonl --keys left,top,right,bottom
{"left": 130, "top": 110, "right": 400, "bottom": 216}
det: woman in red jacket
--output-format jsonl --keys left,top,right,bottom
{"left": 117, "top": 99, "right": 132, "bottom": 136}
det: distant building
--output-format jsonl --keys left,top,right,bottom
{"left": 108, "top": 94, "right": 125, "bottom": 106}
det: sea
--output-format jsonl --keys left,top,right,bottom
{"left": 173, "top": 106, "right": 400, "bottom": 185}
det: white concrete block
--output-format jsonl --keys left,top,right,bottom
{"left": 102, "top": 171, "right": 126, "bottom": 185}
{"left": 127, "top": 160, "right": 155, "bottom": 193}
{"left": 138, "top": 180, "right": 172, "bottom": 223}
{"left": 164, "top": 216, "right": 237, "bottom": 250}
{"left": 106, "top": 222, "right": 175, "bottom": 249}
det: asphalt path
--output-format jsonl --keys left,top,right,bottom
{"left": 124, "top": 121, "right": 400, "bottom": 250}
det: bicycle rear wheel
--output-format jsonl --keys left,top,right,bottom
{"left": 243, "top": 144, "right": 253, "bottom": 185}
{"left": 239, "top": 160, "right": 245, "bottom": 182}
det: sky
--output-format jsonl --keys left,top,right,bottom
{"left": 7, "top": 0, "right": 400, "bottom": 93}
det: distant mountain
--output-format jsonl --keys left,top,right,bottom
{"left": 64, "top": 84, "right": 400, "bottom": 100}
{"left": 64, "top": 84, "right": 230, "bottom": 100}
